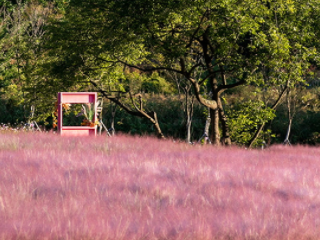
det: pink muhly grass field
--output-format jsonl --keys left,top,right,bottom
{"left": 0, "top": 132, "right": 320, "bottom": 239}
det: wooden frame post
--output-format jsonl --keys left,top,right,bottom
{"left": 58, "top": 92, "right": 97, "bottom": 136}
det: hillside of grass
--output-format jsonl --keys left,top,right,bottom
{"left": 0, "top": 132, "right": 320, "bottom": 239}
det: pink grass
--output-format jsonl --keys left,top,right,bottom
{"left": 0, "top": 132, "right": 320, "bottom": 239}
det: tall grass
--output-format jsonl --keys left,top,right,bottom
{"left": 0, "top": 132, "right": 320, "bottom": 239}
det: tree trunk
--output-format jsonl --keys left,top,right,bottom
{"left": 210, "top": 108, "right": 221, "bottom": 145}
{"left": 186, "top": 114, "right": 192, "bottom": 143}
{"left": 283, "top": 90, "right": 293, "bottom": 145}
{"left": 209, "top": 76, "right": 221, "bottom": 145}
{"left": 185, "top": 91, "right": 194, "bottom": 143}
{"left": 110, "top": 102, "right": 117, "bottom": 136}
{"left": 283, "top": 118, "right": 292, "bottom": 145}
{"left": 198, "top": 107, "right": 211, "bottom": 144}
{"left": 148, "top": 111, "right": 165, "bottom": 139}
{"left": 218, "top": 98, "right": 231, "bottom": 145}
{"left": 248, "top": 124, "right": 265, "bottom": 149}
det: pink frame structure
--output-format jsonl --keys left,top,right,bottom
{"left": 58, "top": 92, "right": 97, "bottom": 136}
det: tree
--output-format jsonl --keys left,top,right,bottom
{"left": 0, "top": 0, "right": 55, "bottom": 125}
{"left": 43, "top": 0, "right": 319, "bottom": 145}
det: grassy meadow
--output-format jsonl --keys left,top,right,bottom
{"left": 0, "top": 132, "right": 320, "bottom": 239}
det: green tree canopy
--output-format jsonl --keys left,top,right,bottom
{"left": 44, "top": 0, "right": 320, "bottom": 145}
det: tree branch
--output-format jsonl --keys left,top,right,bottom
{"left": 116, "top": 58, "right": 183, "bottom": 74}
{"left": 217, "top": 79, "right": 246, "bottom": 93}
{"left": 89, "top": 80, "right": 165, "bottom": 138}
{"left": 188, "top": 77, "right": 217, "bottom": 109}
{"left": 186, "top": 9, "right": 209, "bottom": 49}
{"left": 217, "top": 68, "right": 258, "bottom": 93}
{"left": 247, "top": 82, "right": 290, "bottom": 148}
